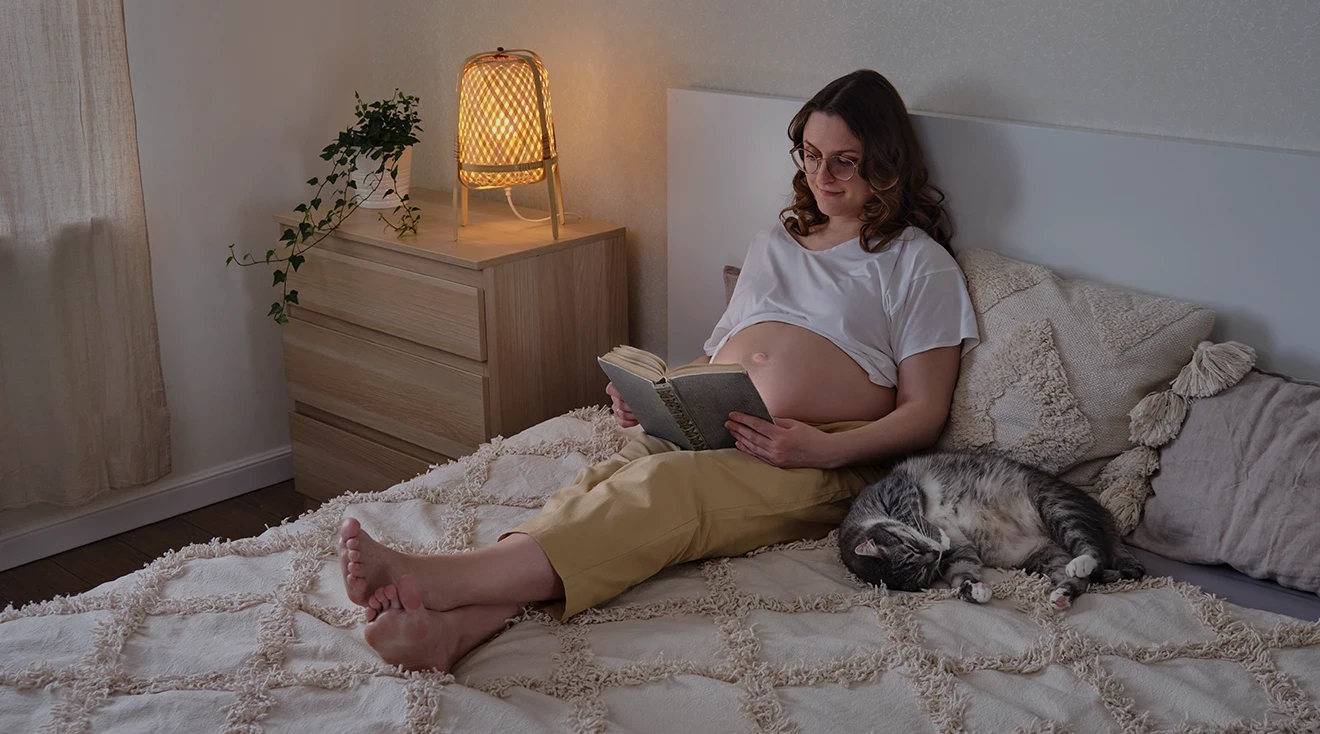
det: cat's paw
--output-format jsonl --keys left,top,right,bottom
{"left": 1066, "top": 554, "right": 1097, "bottom": 579}
{"left": 969, "top": 582, "right": 992, "bottom": 604}
{"left": 1049, "top": 587, "right": 1073, "bottom": 612}
{"left": 958, "top": 580, "right": 992, "bottom": 604}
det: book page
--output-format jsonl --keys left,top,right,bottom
{"left": 610, "top": 346, "right": 668, "bottom": 375}
{"left": 599, "top": 348, "right": 664, "bottom": 382}
{"left": 664, "top": 362, "right": 747, "bottom": 379}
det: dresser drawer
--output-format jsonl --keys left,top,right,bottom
{"left": 294, "top": 247, "right": 486, "bottom": 360}
{"left": 284, "top": 317, "right": 487, "bottom": 456}
{"left": 289, "top": 411, "right": 434, "bottom": 501}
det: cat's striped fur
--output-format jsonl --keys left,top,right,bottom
{"left": 839, "top": 451, "right": 1145, "bottom": 610}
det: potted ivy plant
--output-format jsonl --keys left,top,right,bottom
{"left": 227, "top": 89, "right": 423, "bottom": 324}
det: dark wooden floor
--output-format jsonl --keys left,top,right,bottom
{"left": 0, "top": 480, "right": 320, "bottom": 610}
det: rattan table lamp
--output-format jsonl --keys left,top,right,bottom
{"left": 453, "top": 48, "right": 564, "bottom": 240}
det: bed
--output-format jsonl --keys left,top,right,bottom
{"left": 4, "top": 87, "right": 1320, "bottom": 732}
{"left": 4, "top": 408, "right": 1319, "bottom": 732}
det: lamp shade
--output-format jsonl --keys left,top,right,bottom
{"left": 456, "top": 49, "right": 557, "bottom": 189}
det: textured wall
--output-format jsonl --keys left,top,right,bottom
{"left": 369, "top": 0, "right": 1320, "bottom": 355}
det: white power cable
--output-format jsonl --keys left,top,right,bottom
{"left": 504, "top": 187, "right": 580, "bottom": 222}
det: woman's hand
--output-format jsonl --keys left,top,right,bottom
{"left": 725, "top": 413, "right": 839, "bottom": 469}
{"left": 605, "top": 382, "right": 639, "bottom": 428}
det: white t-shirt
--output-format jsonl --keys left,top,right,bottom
{"left": 702, "top": 222, "right": 980, "bottom": 388}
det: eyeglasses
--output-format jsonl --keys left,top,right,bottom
{"left": 790, "top": 147, "right": 859, "bottom": 181}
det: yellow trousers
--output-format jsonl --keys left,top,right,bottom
{"left": 504, "top": 422, "right": 888, "bottom": 619}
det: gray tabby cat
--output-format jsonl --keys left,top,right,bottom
{"left": 839, "top": 451, "right": 1145, "bottom": 610}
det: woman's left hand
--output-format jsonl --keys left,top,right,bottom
{"left": 726, "top": 413, "right": 838, "bottom": 469}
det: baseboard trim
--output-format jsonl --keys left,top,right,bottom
{"left": 0, "top": 447, "right": 293, "bottom": 572}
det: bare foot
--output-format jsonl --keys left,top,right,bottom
{"left": 363, "top": 575, "right": 521, "bottom": 672}
{"left": 339, "top": 525, "right": 563, "bottom": 619}
{"left": 339, "top": 517, "right": 412, "bottom": 615}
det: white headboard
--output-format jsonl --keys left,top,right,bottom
{"left": 667, "top": 87, "right": 1320, "bottom": 381}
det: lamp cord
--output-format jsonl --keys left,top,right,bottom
{"left": 504, "top": 187, "right": 580, "bottom": 223}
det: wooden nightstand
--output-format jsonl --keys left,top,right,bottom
{"left": 272, "top": 188, "right": 628, "bottom": 503}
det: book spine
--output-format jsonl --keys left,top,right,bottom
{"left": 655, "top": 382, "right": 707, "bottom": 451}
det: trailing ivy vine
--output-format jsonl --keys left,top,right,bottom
{"left": 227, "top": 89, "right": 423, "bottom": 324}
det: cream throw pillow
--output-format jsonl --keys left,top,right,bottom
{"left": 937, "top": 250, "right": 1214, "bottom": 490}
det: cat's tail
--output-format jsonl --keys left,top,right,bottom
{"left": 1097, "top": 544, "right": 1146, "bottom": 583}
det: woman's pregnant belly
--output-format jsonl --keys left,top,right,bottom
{"left": 712, "top": 322, "right": 896, "bottom": 424}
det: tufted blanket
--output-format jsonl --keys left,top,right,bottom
{"left": 3, "top": 408, "right": 1320, "bottom": 733}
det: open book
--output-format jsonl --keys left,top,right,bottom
{"left": 598, "top": 345, "right": 774, "bottom": 451}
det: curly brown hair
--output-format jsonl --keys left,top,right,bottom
{"left": 781, "top": 70, "right": 952, "bottom": 253}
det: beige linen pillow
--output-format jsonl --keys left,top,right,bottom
{"left": 1128, "top": 368, "right": 1320, "bottom": 593}
{"left": 935, "top": 250, "right": 1215, "bottom": 491}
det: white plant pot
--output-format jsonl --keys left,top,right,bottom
{"left": 351, "top": 146, "right": 412, "bottom": 209}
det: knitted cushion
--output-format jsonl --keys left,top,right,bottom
{"left": 935, "top": 250, "right": 1214, "bottom": 492}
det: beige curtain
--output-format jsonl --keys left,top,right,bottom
{"left": 0, "top": 1, "right": 171, "bottom": 510}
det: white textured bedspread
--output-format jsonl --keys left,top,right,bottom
{"left": 4, "top": 408, "right": 1320, "bottom": 733}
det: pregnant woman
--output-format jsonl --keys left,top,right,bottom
{"left": 339, "top": 69, "right": 979, "bottom": 671}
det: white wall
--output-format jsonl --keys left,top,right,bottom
{"left": 367, "top": 0, "right": 1320, "bottom": 356}
{"left": 0, "top": 1, "right": 372, "bottom": 563}
{"left": 126, "top": 0, "right": 372, "bottom": 476}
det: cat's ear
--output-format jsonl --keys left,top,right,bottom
{"left": 854, "top": 538, "right": 884, "bottom": 557}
